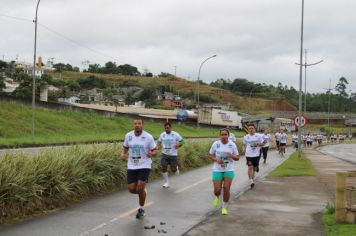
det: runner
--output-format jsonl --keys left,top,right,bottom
{"left": 306, "top": 133, "right": 313, "bottom": 147}
{"left": 228, "top": 128, "right": 237, "bottom": 143}
{"left": 260, "top": 128, "right": 271, "bottom": 164}
{"left": 120, "top": 118, "right": 157, "bottom": 219}
{"left": 292, "top": 132, "right": 298, "bottom": 149}
{"left": 316, "top": 133, "right": 323, "bottom": 145}
{"left": 274, "top": 130, "right": 281, "bottom": 153}
{"left": 157, "top": 122, "right": 185, "bottom": 188}
{"left": 243, "top": 124, "right": 264, "bottom": 189}
{"left": 209, "top": 128, "right": 240, "bottom": 215}
{"left": 279, "top": 129, "right": 287, "bottom": 156}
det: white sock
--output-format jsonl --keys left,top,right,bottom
{"left": 162, "top": 172, "right": 169, "bottom": 183}
{"left": 222, "top": 201, "right": 228, "bottom": 208}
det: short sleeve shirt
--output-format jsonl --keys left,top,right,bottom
{"left": 261, "top": 134, "right": 271, "bottom": 147}
{"left": 279, "top": 133, "right": 287, "bottom": 144}
{"left": 209, "top": 140, "right": 239, "bottom": 172}
{"left": 157, "top": 131, "right": 184, "bottom": 156}
{"left": 243, "top": 134, "right": 263, "bottom": 157}
{"left": 123, "top": 130, "right": 157, "bottom": 170}
{"left": 229, "top": 133, "right": 237, "bottom": 142}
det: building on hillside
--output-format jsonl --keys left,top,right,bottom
{"left": 79, "top": 88, "right": 103, "bottom": 103}
{"left": 160, "top": 92, "right": 183, "bottom": 108}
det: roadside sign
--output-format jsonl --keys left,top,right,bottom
{"left": 293, "top": 114, "right": 308, "bottom": 128}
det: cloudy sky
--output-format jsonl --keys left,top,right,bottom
{"left": 1, "top": 0, "right": 355, "bottom": 93}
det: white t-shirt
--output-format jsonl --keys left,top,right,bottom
{"left": 243, "top": 133, "right": 263, "bottom": 157}
{"left": 316, "top": 134, "right": 323, "bottom": 140}
{"left": 306, "top": 135, "right": 313, "bottom": 142}
{"left": 209, "top": 140, "right": 239, "bottom": 172}
{"left": 123, "top": 130, "right": 157, "bottom": 170}
{"left": 261, "top": 133, "right": 271, "bottom": 147}
{"left": 157, "top": 131, "right": 184, "bottom": 156}
{"left": 229, "top": 133, "right": 237, "bottom": 142}
{"left": 279, "top": 133, "right": 287, "bottom": 144}
{"left": 292, "top": 134, "right": 298, "bottom": 142}
{"left": 275, "top": 132, "right": 281, "bottom": 141}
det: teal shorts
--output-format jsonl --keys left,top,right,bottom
{"left": 212, "top": 171, "right": 235, "bottom": 181}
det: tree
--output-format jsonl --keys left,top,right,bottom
{"left": 87, "top": 64, "right": 100, "bottom": 73}
{"left": 0, "top": 74, "right": 6, "bottom": 91}
{"left": 0, "top": 60, "right": 7, "bottom": 71}
{"left": 125, "top": 91, "right": 135, "bottom": 105}
{"left": 335, "top": 77, "right": 349, "bottom": 98}
{"left": 68, "top": 80, "right": 81, "bottom": 92}
{"left": 118, "top": 64, "right": 140, "bottom": 76}
{"left": 158, "top": 72, "right": 172, "bottom": 78}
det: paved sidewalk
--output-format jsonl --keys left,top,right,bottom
{"left": 184, "top": 147, "right": 356, "bottom": 236}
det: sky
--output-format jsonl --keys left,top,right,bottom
{"left": 1, "top": 0, "right": 355, "bottom": 93}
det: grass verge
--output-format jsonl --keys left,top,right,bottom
{"left": 269, "top": 151, "right": 317, "bottom": 177}
{"left": 323, "top": 202, "right": 356, "bottom": 236}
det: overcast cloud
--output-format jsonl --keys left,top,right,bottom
{"left": 1, "top": 0, "right": 355, "bottom": 93}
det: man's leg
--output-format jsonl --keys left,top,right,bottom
{"left": 161, "top": 155, "right": 170, "bottom": 188}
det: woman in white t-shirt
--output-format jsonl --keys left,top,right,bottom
{"left": 209, "top": 128, "right": 240, "bottom": 215}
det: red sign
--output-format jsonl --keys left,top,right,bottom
{"left": 293, "top": 114, "right": 308, "bottom": 128}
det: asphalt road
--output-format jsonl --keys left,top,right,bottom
{"left": 319, "top": 143, "right": 356, "bottom": 164}
{"left": 0, "top": 147, "right": 293, "bottom": 236}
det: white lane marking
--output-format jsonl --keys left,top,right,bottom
{"left": 174, "top": 177, "right": 210, "bottom": 193}
{"left": 79, "top": 232, "right": 89, "bottom": 236}
{"left": 110, "top": 217, "right": 118, "bottom": 222}
{"left": 118, "top": 201, "right": 154, "bottom": 219}
{"left": 89, "top": 223, "right": 107, "bottom": 232}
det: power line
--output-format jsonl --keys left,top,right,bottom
{"left": 0, "top": 13, "right": 134, "bottom": 67}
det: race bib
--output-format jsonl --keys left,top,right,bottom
{"left": 132, "top": 156, "right": 141, "bottom": 165}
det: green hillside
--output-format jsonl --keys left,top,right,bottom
{"left": 0, "top": 100, "right": 228, "bottom": 148}
{"left": 47, "top": 71, "right": 296, "bottom": 113}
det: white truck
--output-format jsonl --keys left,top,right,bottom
{"left": 198, "top": 108, "right": 242, "bottom": 128}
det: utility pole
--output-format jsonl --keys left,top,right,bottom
{"left": 297, "top": 0, "right": 305, "bottom": 158}
{"left": 295, "top": 49, "right": 323, "bottom": 114}
{"left": 174, "top": 66, "right": 177, "bottom": 77}
{"left": 31, "top": 0, "right": 41, "bottom": 137}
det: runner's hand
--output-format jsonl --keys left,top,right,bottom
{"left": 120, "top": 151, "right": 128, "bottom": 160}
{"left": 147, "top": 150, "right": 155, "bottom": 158}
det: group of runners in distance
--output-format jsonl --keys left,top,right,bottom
{"left": 120, "top": 118, "right": 327, "bottom": 219}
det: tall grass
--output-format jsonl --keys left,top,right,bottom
{"left": 0, "top": 140, "right": 212, "bottom": 225}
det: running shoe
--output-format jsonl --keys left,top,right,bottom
{"left": 213, "top": 196, "right": 220, "bottom": 208}
{"left": 162, "top": 182, "right": 169, "bottom": 188}
{"left": 136, "top": 208, "right": 145, "bottom": 219}
{"left": 249, "top": 179, "right": 255, "bottom": 189}
{"left": 221, "top": 207, "right": 228, "bottom": 215}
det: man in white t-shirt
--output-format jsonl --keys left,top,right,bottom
{"left": 260, "top": 128, "right": 271, "bottom": 164}
{"left": 275, "top": 131, "right": 281, "bottom": 152}
{"left": 279, "top": 129, "right": 287, "bottom": 156}
{"left": 157, "top": 122, "right": 185, "bottom": 188}
{"left": 120, "top": 118, "right": 157, "bottom": 219}
{"left": 243, "top": 124, "right": 264, "bottom": 188}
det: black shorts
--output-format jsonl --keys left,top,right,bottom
{"left": 127, "top": 168, "right": 151, "bottom": 184}
{"left": 276, "top": 141, "right": 280, "bottom": 147}
{"left": 246, "top": 156, "right": 260, "bottom": 167}
{"left": 161, "top": 153, "right": 178, "bottom": 166}
{"left": 280, "top": 143, "right": 286, "bottom": 147}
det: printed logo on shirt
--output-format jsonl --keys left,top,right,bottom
{"left": 128, "top": 135, "right": 132, "bottom": 141}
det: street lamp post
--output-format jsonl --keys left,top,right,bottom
{"left": 297, "top": 0, "right": 305, "bottom": 157}
{"left": 295, "top": 49, "right": 323, "bottom": 113}
{"left": 323, "top": 79, "right": 334, "bottom": 141}
{"left": 197, "top": 54, "right": 217, "bottom": 127}
{"left": 32, "top": 0, "right": 41, "bottom": 137}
